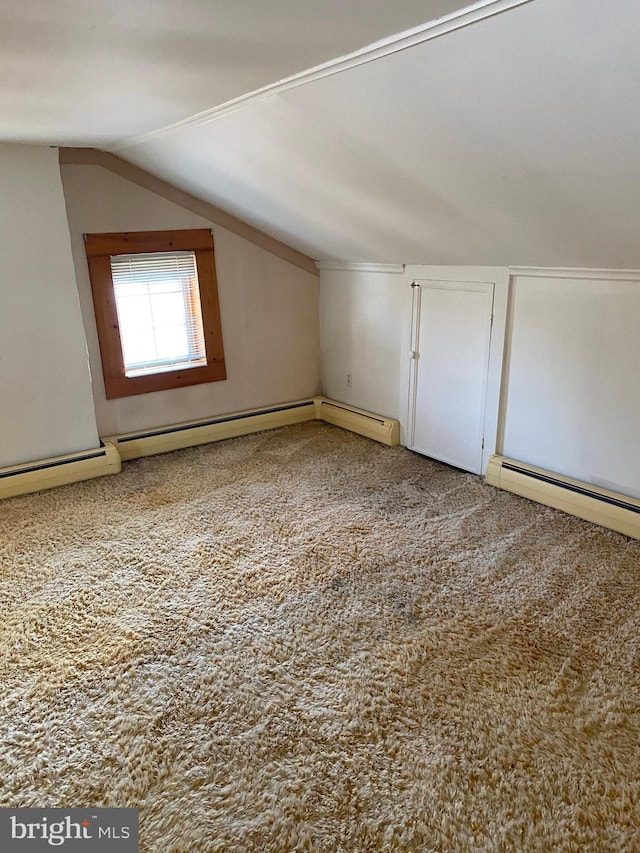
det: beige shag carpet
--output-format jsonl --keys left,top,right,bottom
{"left": 1, "top": 422, "right": 639, "bottom": 852}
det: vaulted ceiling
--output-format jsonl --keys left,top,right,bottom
{"left": 1, "top": 0, "right": 466, "bottom": 143}
{"left": 3, "top": 0, "right": 640, "bottom": 266}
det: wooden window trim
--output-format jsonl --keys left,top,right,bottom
{"left": 85, "top": 229, "right": 226, "bottom": 400}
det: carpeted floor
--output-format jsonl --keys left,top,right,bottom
{"left": 0, "top": 421, "right": 638, "bottom": 852}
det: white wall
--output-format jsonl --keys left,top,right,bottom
{"left": 5, "top": 146, "right": 634, "bottom": 507}
{"left": 319, "top": 264, "right": 509, "bottom": 455}
{"left": 320, "top": 263, "right": 640, "bottom": 501}
{"left": 501, "top": 271, "right": 640, "bottom": 499}
{"left": 319, "top": 266, "right": 409, "bottom": 425}
{"left": 61, "top": 164, "right": 320, "bottom": 436}
{"left": 0, "top": 144, "right": 98, "bottom": 468}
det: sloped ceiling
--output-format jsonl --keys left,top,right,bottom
{"left": 0, "top": 0, "right": 465, "bottom": 144}
{"left": 4, "top": 0, "right": 640, "bottom": 266}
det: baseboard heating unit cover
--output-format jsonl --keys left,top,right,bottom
{"left": 1, "top": 399, "right": 401, "bottom": 501}
{"left": 314, "top": 397, "right": 400, "bottom": 446}
{"left": 486, "top": 454, "right": 640, "bottom": 540}
{"left": 106, "top": 400, "right": 318, "bottom": 461}
{"left": 0, "top": 442, "right": 121, "bottom": 500}
{"left": 107, "top": 398, "right": 400, "bottom": 461}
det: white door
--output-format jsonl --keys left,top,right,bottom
{"left": 408, "top": 280, "right": 494, "bottom": 474}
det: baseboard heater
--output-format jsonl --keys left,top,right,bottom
{"left": 108, "top": 399, "right": 318, "bottom": 461}
{"left": 0, "top": 442, "right": 121, "bottom": 501}
{"left": 108, "top": 397, "right": 400, "bottom": 461}
{"left": 314, "top": 397, "right": 400, "bottom": 446}
{"left": 486, "top": 454, "right": 640, "bottom": 540}
{"left": 1, "top": 399, "right": 400, "bottom": 501}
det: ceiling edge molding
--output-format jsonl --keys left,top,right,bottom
{"left": 316, "top": 262, "right": 406, "bottom": 274}
{"left": 509, "top": 266, "right": 640, "bottom": 281}
{"left": 58, "top": 148, "right": 319, "bottom": 277}
{"left": 111, "top": 0, "right": 533, "bottom": 152}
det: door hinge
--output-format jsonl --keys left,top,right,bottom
{"left": 482, "top": 438, "right": 485, "bottom": 449}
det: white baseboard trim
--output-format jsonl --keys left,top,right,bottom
{"left": 486, "top": 454, "right": 640, "bottom": 540}
{"left": 0, "top": 442, "right": 121, "bottom": 501}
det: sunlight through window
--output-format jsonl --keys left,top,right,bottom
{"left": 110, "top": 251, "right": 207, "bottom": 378}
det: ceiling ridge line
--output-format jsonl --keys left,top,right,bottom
{"left": 109, "top": 0, "right": 533, "bottom": 153}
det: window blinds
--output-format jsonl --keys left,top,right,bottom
{"left": 110, "top": 251, "right": 207, "bottom": 378}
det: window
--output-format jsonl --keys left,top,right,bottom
{"left": 85, "top": 229, "right": 225, "bottom": 399}
{"left": 110, "top": 251, "right": 207, "bottom": 378}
